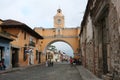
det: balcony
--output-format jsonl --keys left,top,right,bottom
{"left": 0, "top": 31, "right": 10, "bottom": 37}
{"left": 29, "top": 41, "right": 35, "bottom": 47}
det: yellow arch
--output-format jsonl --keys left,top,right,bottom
{"left": 34, "top": 27, "right": 80, "bottom": 62}
{"left": 44, "top": 39, "right": 74, "bottom": 53}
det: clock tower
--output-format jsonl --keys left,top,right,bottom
{"left": 54, "top": 9, "right": 64, "bottom": 28}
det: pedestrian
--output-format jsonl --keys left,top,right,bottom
{"left": 46, "top": 60, "right": 48, "bottom": 67}
{"left": 0, "top": 61, "right": 2, "bottom": 70}
{"left": 69, "top": 57, "right": 73, "bottom": 66}
{"left": 51, "top": 61, "right": 53, "bottom": 67}
{"left": 73, "top": 58, "right": 77, "bottom": 65}
{"left": 48, "top": 59, "right": 50, "bottom": 67}
{"left": 0, "top": 58, "right": 6, "bottom": 70}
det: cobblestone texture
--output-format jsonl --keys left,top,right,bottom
{"left": 0, "top": 63, "right": 82, "bottom": 80}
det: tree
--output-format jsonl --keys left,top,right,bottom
{"left": 48, "top": 44, "right": 57, "bottom": 52}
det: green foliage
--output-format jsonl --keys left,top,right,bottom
{"left": 48, "top": 44, "right": 57, "bottom": 52}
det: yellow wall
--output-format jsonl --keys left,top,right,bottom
{"left": 3, "top": 27, "right": 41, "bottom": 67}
{"left": 54, "top": 16, "right": 64, "bottom": 28}
{"left": 34, "top": 9, "right": 81, "bottom": 60}
{"left": 34, "top": 27, "right": 80, "bottom": 59}
{"left": 0, "top": 20, "right": 3, "bottom": 24}
{"left": 54, "top": 9, "right": 64, "bottom": 28}
{"left": 0, "top": 20, "right": 3, "bottom": 32}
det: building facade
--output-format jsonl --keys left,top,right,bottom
{"left": 0, "top": 20, "right": 13, "bottom": 69}
{"left": 0, "top": 19, "right": 43, "bottom": 68}
{"left": 34, "top": 9, "right": 80, "bottom": 59}
{"left": 54, "top": 9, "right": 64, "bottom": 28}
{"left": 80, "top": 0, "right": 120, "bottom": 80}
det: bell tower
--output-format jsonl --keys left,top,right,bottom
{"left": 54, "top": 9, "right": 64, "bottom": 28}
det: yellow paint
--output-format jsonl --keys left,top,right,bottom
{"left": 3, "top": 27, "right": 42, "bottom": 67}
{"left": 35, "top": 9, "right": 80, "bottom": 61}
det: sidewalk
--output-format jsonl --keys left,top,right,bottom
{"left": 76, "top": 65, "right": 103, "bottom": 80}
{"left": 0, "top": 67, "right": 24, "bottom": 74}
{"left": 0, "top": 64, "right": 43, "bottom": 74}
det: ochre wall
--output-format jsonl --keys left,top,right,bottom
{"left": 34, "top": 27, "right": 80, "bottom": 59}
{"left": 3, "top": 27, "right": 41, "bottom": 67}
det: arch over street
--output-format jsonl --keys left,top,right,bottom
{"left": 34, "top": 27, "right": 80, "bottom": 59}
{"left": 34, "top": 9, "right": 80, "bottom": 62}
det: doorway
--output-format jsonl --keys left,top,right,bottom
{"left": 101, "top": 18, "right": 108, "bottom": 74}
{"left": 98, "top": 17, "right": 108, "bottom": 74}
{"left": 0, "top": 47, "right": 4, "bottom": 61}
{"left": 11, "top": 48, "right": 19, "bottom": 67}
{"left": 38, "top": 52, "right": 41, "bottom": 63}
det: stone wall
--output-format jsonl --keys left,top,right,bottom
{"left": 108, "top": 2, "right": 120, "bottom": 79}
{"left": 85, "top": 14, "right": 94, "bottom": 72}
{"left": 86, "top": 41, "right": 95, "bottom": 73}
{"left": 80, "top": 0, "right": 120, "bottom": 80}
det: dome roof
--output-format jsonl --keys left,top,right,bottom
{"left": 55, "top": 9, "right": 64, "bottom": 16}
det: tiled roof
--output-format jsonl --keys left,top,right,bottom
{"left": 0, "top": 19, "right": 3, "bottom": 21}
{"left": 0, "top": 32, "right": 13, "bottom": 41}
{"left": 2, "top": 19, "right": 26, "bottom": 26}
{"left": 0, "top": 19, "right": 43, "bottom": 39}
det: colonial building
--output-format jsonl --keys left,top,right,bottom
{"left": 46, "top": 49, "right": 69, "bottom": 63}
{"left": 0, "top": 19, "right": 14, "bottom": 69}
{"left": 54, "top": 9, "right": 64, "bottom": 28}
{"left": 0, "top": 19, "right": 43, "bottom": 68}
{"left": 34, "top": 9, "right": 80, "bottom": 60}
{"left": 80, "top": 0, "right": 120, "bottom": 80}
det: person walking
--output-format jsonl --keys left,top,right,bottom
{"left": 69, "top": 57, "right": 73, "bottom": 67}
{"left": 46, "top": 60, "right": 48, "bottom": 67}
{"left": 0, "top": 58, "right": 6, "bottom": 70}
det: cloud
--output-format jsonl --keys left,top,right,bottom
{"left": 52, "top": 42, "right": 74, "bottom": 57}
{"left": 0, "top": 0, "right": 87, "bottom": 56}
{"left": 0, "top": 0, "right": 88, "bottom": 28}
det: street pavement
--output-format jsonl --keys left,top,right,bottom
{"left": 0, "top": 62, "right": 82, "bottom": 80}
{"left": 76, "top": 66, "right": 102, "bottom": 80}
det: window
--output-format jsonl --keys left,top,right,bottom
{"left": 0, "top": 47, "right": 3, "bottom": 61}
{"left": 24, "top": 32, "right": 26, "bottom": 40}
{"left": 0, "top": 49, "right": 2, "bottom": 61}
{"left": 36, "top": 50, "right": 38, "bottom": 60}
{"left": 30, "top": 36, "right": 33, "bottom": 42}
{"left": 23, "top": 47, "right": 27, "bottom": 61}
{"left": 57, "top": 19, "right": 61, "bottom": 24}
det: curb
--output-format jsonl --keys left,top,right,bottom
{"left": 0, "top": 64, "right": 44, "bottom": 74}
{"left": 76, "top": 65, "right": 103, "bottom": 80}
{"left": 0, "top": 68, "right": 23, "bottom": 74}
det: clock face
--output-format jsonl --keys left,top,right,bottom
{"left": 57, "top": 19, "right": 61, "bottom": 24}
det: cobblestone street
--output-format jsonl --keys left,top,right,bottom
{"left": 0, "top": 63, "right": 83, "bottom": 80}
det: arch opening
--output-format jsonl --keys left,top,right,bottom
{"left": 44, "top": 40, "right": 74, "bottom": 62}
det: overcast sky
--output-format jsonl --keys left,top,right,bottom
{"left": 52, "top": 42, "right": 74, "bottom": 57}
{"left": 0, "top": 0, "right": 88, "bottom": 28}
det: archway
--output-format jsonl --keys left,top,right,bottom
{"left": 39, "top": 38, "right": 80, "bottom": 58}
{"left": 52, "top": 42, "right": 74, "bottom": 57}
{"left": 44, "top": 40, "right": 73, "bottom": 54}
{"left": 45, "top": 40, "right": 74, "bottom": 56}
{"left": 34, "top": 26, "right": 80, "bottom": 63}
{"left": 44, "top": 40, "right": 74, "bottom": 63}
